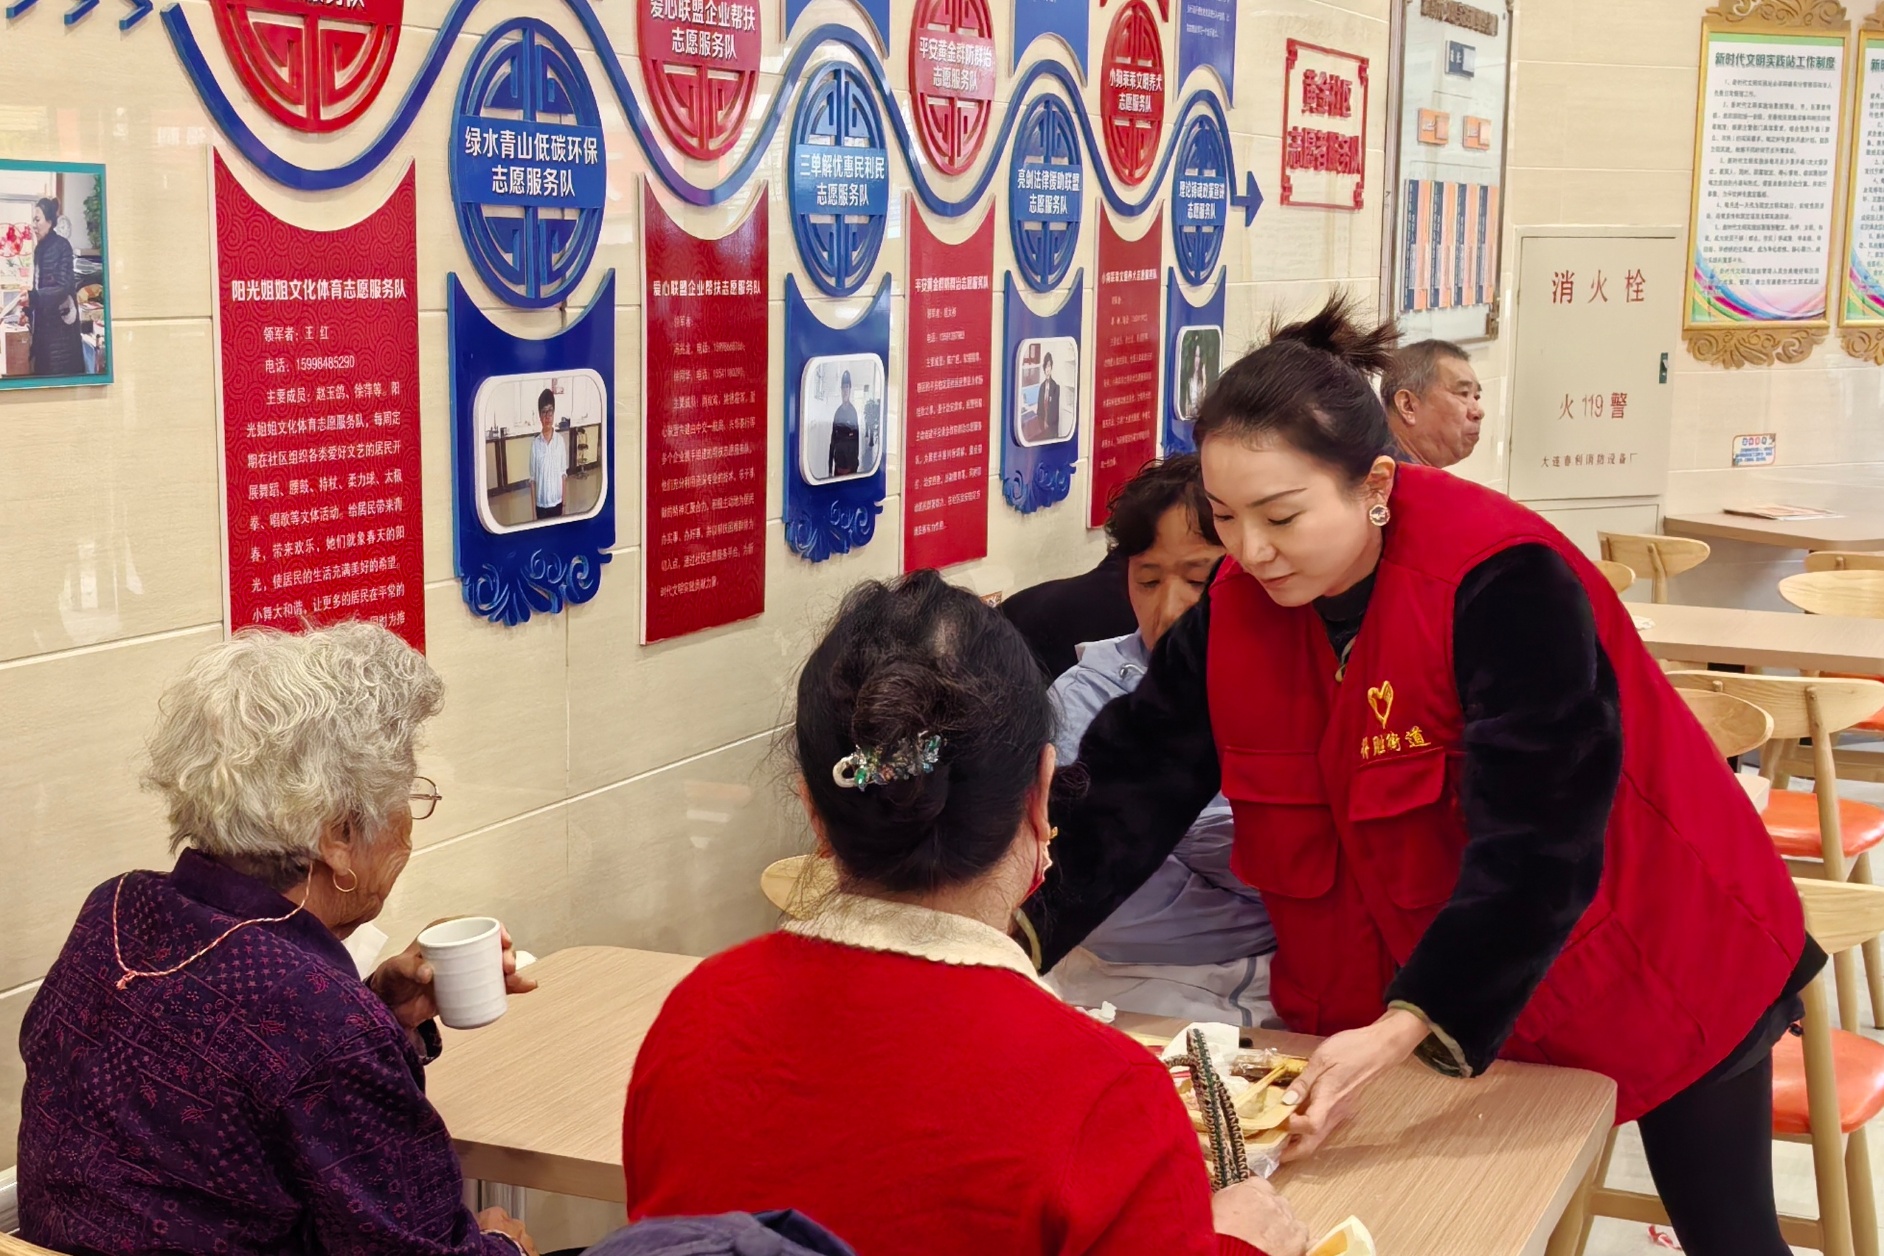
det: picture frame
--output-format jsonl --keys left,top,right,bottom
{"left": 0, "top": 159, "right": 113, "bottom": 391}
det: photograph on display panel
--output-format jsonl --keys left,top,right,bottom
{"left": 1174, "top": 324, "right": 1221, "bottom": 429}
{"left": 473, "top": 369, "right": 608, "bottom": 531}
{"left": 0, "top": 161, "right": 111, "bottom": 389}
{"left": 798, "top": 353, "right": 887, "bottom": 486}
{"left": 1014, "top": 335, "right": 1078, "bottom": 447}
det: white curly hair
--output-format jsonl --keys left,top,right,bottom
{"left": 142, "top": 622, "right": 444, "bottom": 888}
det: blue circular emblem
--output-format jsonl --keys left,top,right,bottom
{"left": 1008, "top": 95, "right": 1084, "bottom": 293}
{"left": 1171, "top": 113, "right": 1230, "bottom": 288}
{"left": 451, "top": 18, "right": 606, "bottom": 309}
{"left": 789, "top": 64, "right": 891, "bottom": 298}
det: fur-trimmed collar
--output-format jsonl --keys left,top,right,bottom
{"left": 783, "top": 893, "right": 1049, "bottom": 988}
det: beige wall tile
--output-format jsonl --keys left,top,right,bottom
{"left": 417, "top": 582, "right": 570, "bottom": 848}
{"left": 568, "top": 735, "right": 804, "bottom": 957}
{"left": 0, "top": 320, "right": 224, "bottom": 663}
{"left": 0, "top": 982, "right": 33, "bottom": 1172}
{"left": 0, "top": 628, "right": 217, "bottom": 990}
{"left": 567, "top": 510, "right": 902, "bottom": 792}
{"left": 373, "top": 806, "right": 575, "bottom": 963}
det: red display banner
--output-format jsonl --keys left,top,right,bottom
{"left": 904, "top": 201, "right": 995, "bottom": 572}
{"left": 214, "top": 154, "right": 424, "bottom": 649}
{"left": 638, "top": 0, "right": 763, "bottom": 160}
{"left": 211, "top": 0, "right": 404, "bottom": 134}
{"left": 642, "top": 183, "right": 768, "bottom": 643}
{"left": 1091, "top": 209, "right": 1162, "bottom": 527}
{"left": 909, "top": 0, "right": 998, "bottom": 177}
{"left": 1100, "top": 0, "right": 1166, "bottom": 186}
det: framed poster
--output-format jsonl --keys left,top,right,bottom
{"left": 0, "top": 160, "right": 112, "bottom": 391}
{"left": 1683, "top": 2, "right": 1850, "bottom": 368}
{"left": 1840, "top": 6, "right": 1884, "bottom": 363}
{"left": 1280, "top": 40, "right": 1368, "bottom": 211}
{"left": 1380, "top": 0, "right": 1511, "bottom": 344}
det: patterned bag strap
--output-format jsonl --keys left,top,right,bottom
{"left": 1166, "top": 1027, "right": 1252, "bottom": 1190}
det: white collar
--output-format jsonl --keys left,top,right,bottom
{"left": 783, "top": 893, "right": 1049, "bottom": 988}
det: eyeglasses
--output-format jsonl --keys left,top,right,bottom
{"left": 410, "top": 776, "right": 443, "bottom": 821}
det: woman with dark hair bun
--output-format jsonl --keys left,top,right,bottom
{"left": 1017, "top": 294, "right": 1823, "bottom": 1256}
{"left": 624, "top": 570, "right": 1309, "bottom": 1256}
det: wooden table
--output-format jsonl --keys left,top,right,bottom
{"left": 427, "top": 946, "right": 700, "bottom": 1202}
{"left": 1117, "top": 1015, "right": 1615, "bottom": 1256}
{"left": 432, "top": 947, "right": 1617, "bottom": 1256}
{"left": 1663, "top": 511, "right": 1884, "bottom": 552}
{"left": 1637, "top": 602, "right": 1884, "bottom": 674}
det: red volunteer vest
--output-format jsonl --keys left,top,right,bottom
{"left": 1208, "top": 466, "right": 1804, "bottom": 1122}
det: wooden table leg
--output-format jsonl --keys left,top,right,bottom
{"left": 1543, "top": 1138, "right": 1607, "bottom": 1256}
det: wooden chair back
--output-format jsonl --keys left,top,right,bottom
{"left": 1798, "top": 877, "right": 1884, "bottom": 957}
{"left": 1806, "top": 552, "right": 1884, "bottom": 574}
{"left": 760, "top": 854, "right": 836, "bottom": 919}
{"left": 1781, "top": 570, "right": 1884, "bottom": 620}
{"left": 1664, "top": 672, "right": 1884, "bottom": 742}
{"left": 0, "top": 1233, "right": 64, "bottom": 1255}
{"left": 1593, "top": 560, "right": 1636, "bottom": 595}
{"left": 1598, "top": 533, "right": 1710, "bottom": 603}
{"left": 1676, "top": 688, "right": 1773, "bottom": 759}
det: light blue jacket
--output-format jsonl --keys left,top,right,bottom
{"left": 1050, "top": 632, "right": 1277, "bottom": 966}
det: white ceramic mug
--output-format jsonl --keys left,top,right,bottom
{"left": 418, "top": 916, "right": 509, "bottom": 1029}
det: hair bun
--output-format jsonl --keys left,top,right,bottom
{"left": 1270, "top": 293, "right": 1399, "bottom": 378}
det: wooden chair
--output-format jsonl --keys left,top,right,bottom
{"left": 1579, "top": 878, "right": 1884, "bottom": 1256}
{"left": 760, "top": 854, "right": 836, "bottom": 919}
{"left": 1809, "top": 552, "right": 1884, "bottom": 574}
{"left": 1598, "top": 532, "right": 1710, "bottom": 603}
{"left": 1594, "top": 560, "right": 1636, "bottom": 595}
{"left": 1777, "top": 570, "right": 1884, "bottom": 786}
{"left": 1676, "top": 687, "right": 1775, "bottom": 813}
{"left": 1666, "top": 672, "right": 1884, "bottom": 1030}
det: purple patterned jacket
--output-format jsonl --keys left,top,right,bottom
{"left": 16, "top": 850, "right": 512, "bottom": 1256}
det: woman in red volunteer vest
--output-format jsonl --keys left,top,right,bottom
{"left": 1017, "top": 297, "right": 1823, "bottom": 1256}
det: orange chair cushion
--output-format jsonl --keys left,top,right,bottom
{"left": 1773, "top": 1027, "right": 1884, "bottom": 1134}
{"left": 1762, "top": 790, "right": 1884, "bottom": 858}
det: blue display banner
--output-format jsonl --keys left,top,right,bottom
{"left": 1170, "top": 111, "right": 1230, "bottom": 287}
{"left": 783, "top": 275, "right": 893, "bottom": 562}
{"left": 789, "top": 145, "right": 892, "bottom": 217}
{"left": 1000, "top": 272, "right": 1083, "bottom": 514}
{"left": 453, "top": 119, "right": 606, "bottom": 207}
{"left": 1162, "top": 266, "right": 1225, "bottom": 455}
{"left": 786, "top": 0, "right": 889, "bottom": 51}
{"left": 450, "top": 18, "right": 606, "bottom": 309}
{"left": 789, "top": 63, "right": 891, "bottom": 297}
{"left": 448, "top": 271, "right": 617, "bottom": 625}
{"left": 1009, "top": 94, "right": 1085, "bottom": 292}
{"left": 1013, "top": 0, "right": 1088, "bottom": 78}
{"left": 1176, "top": 0, "right": 1237, "bottom": 103}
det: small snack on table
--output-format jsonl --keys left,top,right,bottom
{"left": 1307, "top": 1216, "right": 1375, "bottom": 1256}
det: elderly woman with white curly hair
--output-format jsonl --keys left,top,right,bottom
{"left": 16, "top": 622, "right": 542, "bottom": 1256}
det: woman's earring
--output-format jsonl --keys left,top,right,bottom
{"left": 332, "top": 867, "right": 359, "bottom": 894}
{"left": 1368, "top": 503, "right": 1392, "bottom": 528}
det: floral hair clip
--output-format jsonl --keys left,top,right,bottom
{"left": 832, "top": 733, "right": 944, "bottom": 791}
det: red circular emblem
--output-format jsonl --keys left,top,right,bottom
{"left": 638, "top": 0, "right": 763, "bottom": 161}
{"left": 211, "top": 0, "right": 404, "bottom": 134}
{"left": 1100, "top": 0, "right": 1165, "bottom": 186}
{"left": 909, "top": 0, "right": 997, "bottom": 177}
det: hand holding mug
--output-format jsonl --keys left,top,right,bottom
{"left": 374, "top": 918, "right": 536, "bottom": 1030}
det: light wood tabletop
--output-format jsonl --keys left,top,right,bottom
{"left": 430, "top": 947, "right": 1617, "bottom": 1256}
{"left": 1636, "top": 602, "right": 1884, "bottom": 674}
{"left": 1117, "top": 1015, "right": 1616, "bottom": 1256}
{"left": 1663, "top": 512, "right": 1884, "bottom": 552}
{"left": 427, "top": 946, "right": 701, "bottom": 1203}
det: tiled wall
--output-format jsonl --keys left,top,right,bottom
{"left": 1459, "top": 2, "right": 1884, "bottom": 583}
{"left": 0, "top": 0, "right": 1392, "bottom": 1166}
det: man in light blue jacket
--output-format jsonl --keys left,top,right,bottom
{"left": 1045, "top": 456, "right": 1279, "bottom": 1026}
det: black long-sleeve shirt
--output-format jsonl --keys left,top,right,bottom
{"left": 1022, "top": 544, "right": 1623, "bottom": 1074}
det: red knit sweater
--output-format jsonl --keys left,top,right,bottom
{"left": 625, "top": 928, "right": 1264, "bottom": 1256}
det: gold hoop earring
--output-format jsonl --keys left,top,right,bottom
{"left": 1368, "top": 503, "right": 1391, "bottom": 528}
{"left": 331, "top": 868, "right": 359, "bottom": 894}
